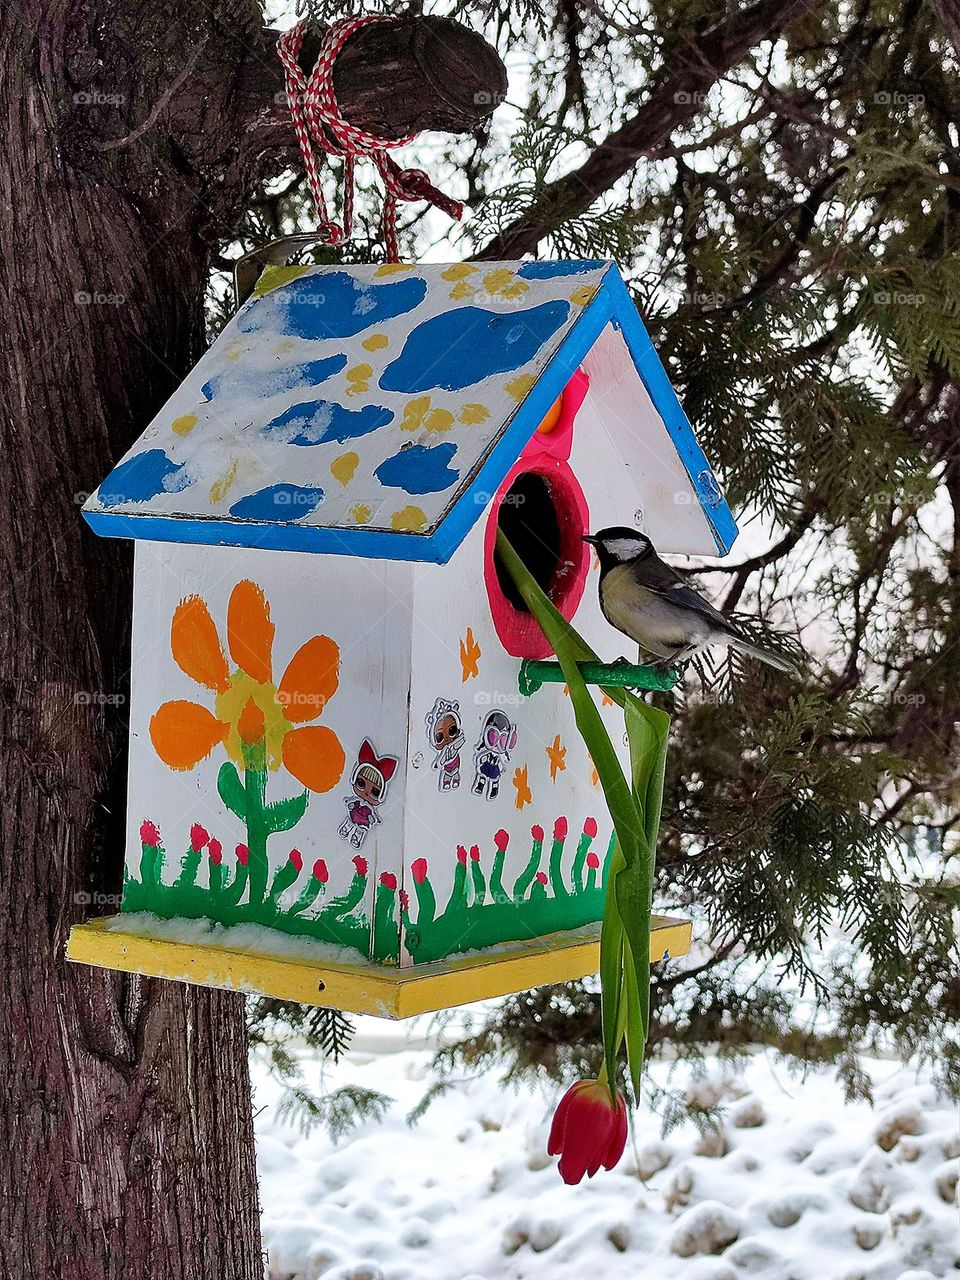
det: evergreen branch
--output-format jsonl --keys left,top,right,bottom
{"left": 475, "top": 0, "right": 817, "bottom": 259}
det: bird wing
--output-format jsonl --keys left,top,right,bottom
{"left": 632, "top": 555, "right": 733, "bottom": 632}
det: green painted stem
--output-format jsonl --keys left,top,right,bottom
{"left": 241, "top": 746, "right": 270, "bottom": 906}
{"left": 289, "top": 877, "right": 325, "bottom": 916}
{"left": 469, "top": 857, "right": 486, "bottom": 906}
{"left": 512, "top": 833, "right": 542, "bottom": 901}
{"left": 326, "top": 871, "right": 367, "bottom": 919}
{"left": 266, "top": 858, "right": 302, "bottom": 909}
{"left": 373, "top": 884, "right": 398, "bottom": 961}
{"left": 571, "top": 832, "right": 592, "bottom": 893}
{"left": 209, "top": 862, "right": 225, "bottom": 898}
{"left": 490, "top": 848, "right": 508, "bottom": 903}
{"left": 174, "top": 847, "right": 201, "bottom": 890}
{"left": 412, "top": 875, "right": 436, "bottom": 925}
{"left": 140, "top": 841, "right": 163, "bottom": 891}
{"left": 548, "top": 831, "right": 568, "bottom": 898}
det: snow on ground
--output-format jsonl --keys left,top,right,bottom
{"left": 254, "top": 1019, "right": 959, "bottom": 1280}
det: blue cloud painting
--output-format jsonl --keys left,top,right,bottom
{"left": 99, "top": 449, "right": 193, "bottom": 505}
{"left": 229, "top": 484, "right": 325, "bottom": 522}
{"left": 261, "top": 399, "right": 394, "bottom": 447}
{"left": 237, "top": 272, "right": 427, "bottom": 341}
{"left": 374, "top": 443, "right": 459, "bottom": 494}
{"left": 379, "top": 300, "right": 570, "bottom": 393}
{"left": 201, "top": 355, "right": 347, "bottom": 403}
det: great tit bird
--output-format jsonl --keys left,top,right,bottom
{"left": 583, "top": 527, "right": 795, "bottom": 673}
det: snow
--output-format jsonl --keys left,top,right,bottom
{"left": 253, "top": 1023, "right": 960, "bottom": 1280}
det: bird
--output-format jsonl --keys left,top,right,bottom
{"left": 583, "top": 527, "right": 796, "bottom": 673}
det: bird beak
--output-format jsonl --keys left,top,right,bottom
{"left": 582, "top": 534, "right": 598, "bottom": 547}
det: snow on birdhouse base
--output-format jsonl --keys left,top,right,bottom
{"left": 66, "top": 912, "right": 691, "bottom": 1019}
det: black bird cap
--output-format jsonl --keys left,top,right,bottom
{"left": 582, "top": 526, "right": 653, "bottom": 547}
{"left": 583, "top": 527, "right": 655, "bottom": 568}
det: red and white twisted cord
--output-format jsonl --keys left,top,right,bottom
{"left": 276, "top": 17, "right": 464, "bottom": 261}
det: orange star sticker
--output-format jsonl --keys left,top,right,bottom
{"left": 601, "top": 691, "right": 614, "bottom": 707}
{"left": 513, "top": 764, "right": 532, "bottom": 810}
{"left": 546, "top": 734, "right": 567, "bottom": 781}
{"left": 460, "top": 626, "right": 481, "bottom": 681}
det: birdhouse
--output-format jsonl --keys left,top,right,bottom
{"left": 68, "top": 259, "right": 737, "bottom": 1017}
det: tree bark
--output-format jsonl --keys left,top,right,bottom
{"left": 0, "top": 5, "right": 506, "bottom": 1277}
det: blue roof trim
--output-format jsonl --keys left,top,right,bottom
{"left": 83, "top": 507, "right": 462, "bottom": 564}
{"left": 600, "top": 269, "right": 739, "bottom": 554}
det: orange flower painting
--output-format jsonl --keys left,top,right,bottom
{"left": 150, "top": 579, "right": 346, "bottom": 793}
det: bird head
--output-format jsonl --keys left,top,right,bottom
{"left": 583, "top": 527, "right": 654, "bottom": 567}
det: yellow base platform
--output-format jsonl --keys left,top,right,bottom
{"left": 67, "top": 915, "right": 691, "bottom": 1019}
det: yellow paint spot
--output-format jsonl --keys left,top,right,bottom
{"left": 401, "top": 396, "right": 432, "bottom": 432}
{"left": 330, "top": 452, "right": 359, "bottom": 486}
{"left": 275, "top": 339, "right": 296, "bottom": 356}
{"left": 374, "top": 263, "right": 415, "bottom": 275}
{"left": 442, "top": 264, "right": 478, "bottom": 281}
{"left": 350, "top": 503, "right": 372, "bottom": 525}
{"left": 225, "top": 342, "right": 245, "bottom": 361}
{"left": 391, "top": 505, "right": 427, "bottom": 532}
{"left": 424, "top": 408, "right": 454, "bottom": 433}
{"left": 362, "top": 333, "right": 389, "bottom": 352}
{"left": 209, "top": 459, "right": 238, "bottom": 504}
{"left": 345, "top": 363, "right": 372, "bottom": 396}
{"left": 459, "top": 403, "right": 490, "bottom": 425}
{"left": 500, "top": 282, "right": 529, "bottom": 299}
{"left": 460, "top": 627, "right": 481, "bottom": 681}
{"left": 483, "top": 268, "right": 515, "bottom": 293}
{"left": 171, "top": 413, "right": 198, "bottom": 436}
{"left": 449, "top": 281, "right": 474, "bottom": 301}
{"left": 251, "top": 264, "right": 310, "bottom": 297}
{"left": 505, "top": 374, "right": 537, "bottom": 402}
{"left": 570, "top": 284, "right": 598, "bottom": 307}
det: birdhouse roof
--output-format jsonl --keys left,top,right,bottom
{"left": 84, "top": 260, "right": 737, "bottom": 563}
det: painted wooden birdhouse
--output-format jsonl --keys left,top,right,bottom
{"left": 68, "top": 259, "right": 737, "bottom": 1016}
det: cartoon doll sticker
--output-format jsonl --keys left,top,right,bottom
{"left": 425, "top": 697, "right": 465, "bottom": 792}
{"left": 338, "top": 739, "right": 399, "bottom": 849}
{"left": 472, "top": 710, "right": 518, "bottom": 801}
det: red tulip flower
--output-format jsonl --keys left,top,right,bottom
{"left": 531, "top": 824, "right": 544, "bottom": 843}
{"left": 411, "top": 857, "right": 428, "bottom": 884}
{"left": 456, "top": 844, "right": 468, "bottom": 865}
{"left": 190, "top": 823, "right": 209, "bottom": 853}
{"left": 235, "top": 843, "right": 249, "bottom": 866}
{"left": 586, "top": 851, "right": 600, "bottom": 870}
{"left": 353, "top": 855, "right": 367, "bottom": 877}
{"left": 313, "top": 858, "right": 329, "bottom": 883}
{"left": 469, "top": 844, "right": 480, "bottom": 862}
{"left": 289, "top": 848, "right": 303, "bottom": 873}
{"left": 494, "top": 829, "right": 509, "bottom": 852}
{"left": 208, "top": 838, "right": 223, "bottom": 866}
{"left": 583, "top": 816, "right": 598, "bottom": 838}
{"left": 380, "top": 871, "right": 397, "bottom": 891}
{"left": 547, "top": 1080, "right": 628, "bottom": 1184}
{"left": 554, "top": 816, "right": 568, "bottom": 841}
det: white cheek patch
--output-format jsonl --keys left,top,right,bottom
{"left": 605, "top": 537, "right": 647, "bottom": 561}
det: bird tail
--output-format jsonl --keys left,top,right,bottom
{"left": 728, "top": 635, "right": 797, "bottom": 674}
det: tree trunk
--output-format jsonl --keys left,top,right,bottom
{"left": 0, "top": 5, "right": 505, "bottom": 1277}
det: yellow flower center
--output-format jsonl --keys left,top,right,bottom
{"left": 215, "top": 671, "right": 290, "bottom": 771}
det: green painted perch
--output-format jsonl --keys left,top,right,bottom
{"left": 518, "top": 659, "right": 679, "bottom": 697}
